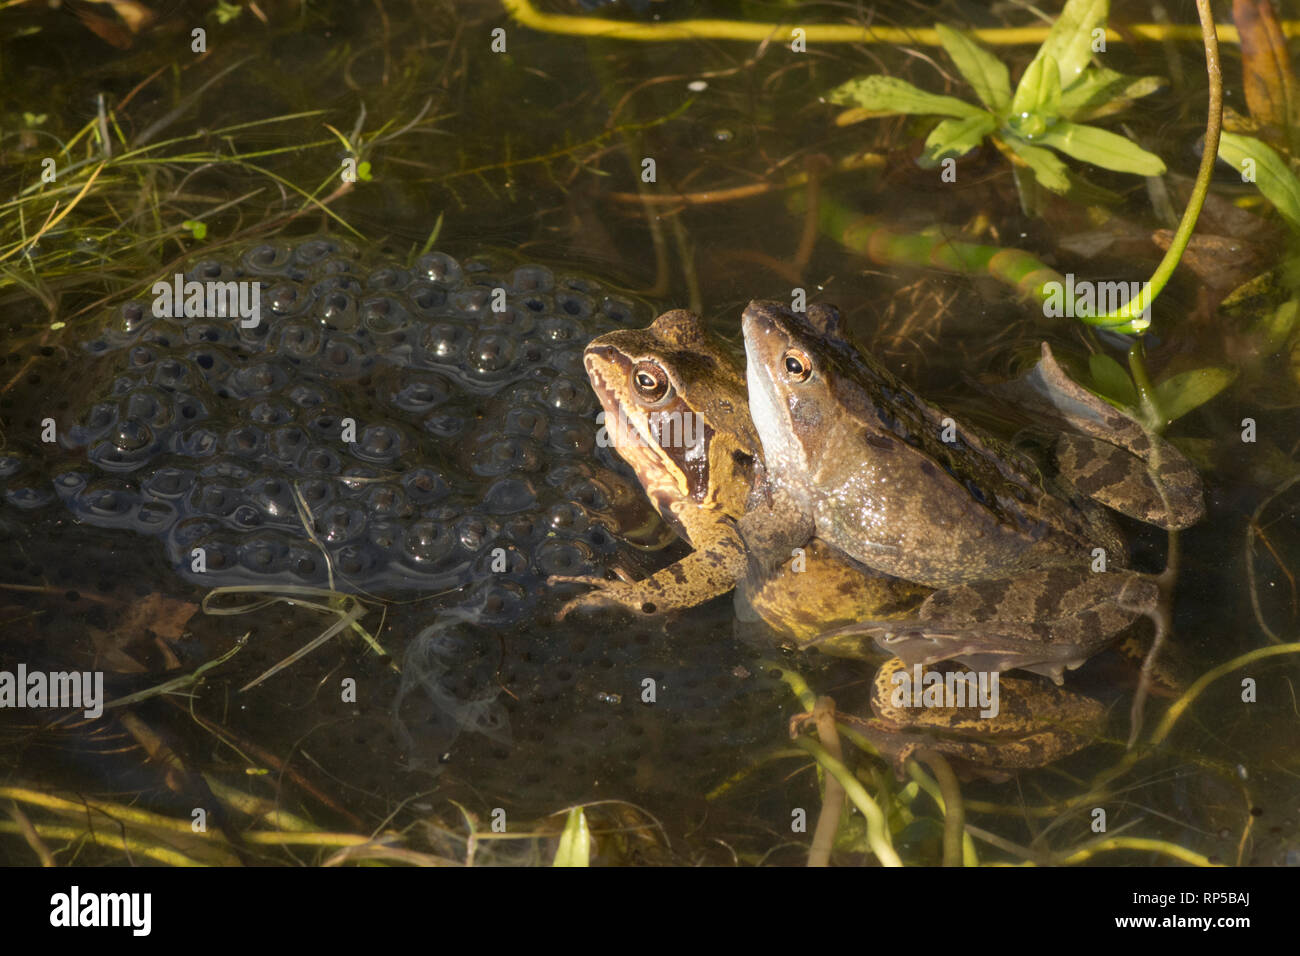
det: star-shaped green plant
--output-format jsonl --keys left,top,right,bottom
{"left": 826, "top": 0, "right": 1166, "bottom": 214}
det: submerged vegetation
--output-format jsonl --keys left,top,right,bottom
{"left": 0, "top": 0, "right": 1297, "bottom": 868}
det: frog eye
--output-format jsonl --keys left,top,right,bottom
{"left": 782, "top": 348, "right": 813, "bottom": 382}
{"left": 631, "top": 361, "right": 671, "bottom": 404}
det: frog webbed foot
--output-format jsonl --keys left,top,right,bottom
{"left": 549, "top": 572, "right": 657, "bottom": 620}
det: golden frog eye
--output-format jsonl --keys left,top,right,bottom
{"left": 631, "top": 361, "right": 671, "bottom": 403}
{"left": 782, "top": 348, "right": 812, "bottom": 382}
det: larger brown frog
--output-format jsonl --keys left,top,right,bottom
{"left": 548, "top": 309, "right": 929, "bottom": 642}
{"left": 739, "top": 299, "right": 1205, "bottom": 682}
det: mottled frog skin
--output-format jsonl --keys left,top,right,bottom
{"left": 793, "top": 658, "right": 1107, "bottom": 777}
{"left": 549, "top": 309, "right": 929, "bottom": 638}
{"left": 740, "top": 300, "right": 1204, "bottom": 682}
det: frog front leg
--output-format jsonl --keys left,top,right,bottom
{"left": 550, "top": 520, "right": 749, "bottom": 619}
{"left": 808, "top": 568, "right": 1160, "bottom": 684}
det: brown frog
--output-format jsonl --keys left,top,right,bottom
{"left": 548, "top": 309, "right": 929, "bottom": 641}
{"left": 739, "top": 300, "right": 1205, "bottom": 683}
{"left": 792, "top": 657, "right": 1107, "bottom": 777}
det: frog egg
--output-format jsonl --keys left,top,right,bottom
{"left": 314, "top": 501, "right": 368, "bottom": 545}
{"left": 134, "top": 500, "right": 177, "bottom": 531}
{"left": 389, "top": 371, "right": 453, "bottom": 412}
{"left": 0, "top": 454, "right": 26, "bottom": 479}
{"left": 191, "top": 481, "right": 241, "bottom": 517}
{"left": 301, "top": 445, "right": 342, "bottom": 475}
{"left": 365, "top": 265, "right": 410, "bottom": 291}
{"left": 246, "top": 399, "right": 295, "bottom": 426}
{"left": 268, "top": 426, "right": 309, "bottom": 467}
{"left": 400, "top": 518, "right": 457, "bottom": 568}
{"left": 533, "top": 537, "right": 596, "bottom": 575}
{"left": 482, "top": 477, "right": 538, "bottom": 515}
{"left": 185, "top": 347, "right": 232, "bottom": 381}
{"left": 68, "top": 401, "right": 119, "bottom": 445}
{"left": 187, "top": 258, "right": 234, "bottom": 283}
{"left": 76, "top": 480, "right": 141, "bottom": 524}
{"left": 548, "top": 421, "right": 595, "bottom": 456}
{"left": 422, "top": 411, "right": 466, "bottom": 440}
{"left": 600, "top": 296, "right": 638, "bottom": 324}
{"left": 546, "top": 501, "right": 590, "bottom": 534}
{"left": 413, "top": 251, "right": 463, "bottom": 287}
{"left": 509, "top": 264, "right": 554, "bottom": 293}
{"left": 5, "top": 486, "right": 55, "bottom": 510}
{"left": 363, "top": 483, "right": 409, "bottom": 517}
{"left": 241, "top": 242, "right": 295, "bottom": 275}
{"left": 503, "top": 406, "right": 548, "bottom": 439}
{"left": 421, "top": 322, "right": 469, "bottom": 364}
{"left": 127, "top": 345, "right": 157, "bottom": 369}
{"left": 285, "top": 382, "right": 335, "bottom": 409}
{"left": 454, "top": 514, "right": 494, "bottom": 553}
{"left": 542, "top": 376, "right": 590, "bottom": 414}
{"left": 554, "top": 290, "right": 595, "bottom": 319}
{"left": 151, "top": 357, "right": 192, "bottom": 389}
{"left": 294, "top": 476, "right": 334, "bottom": 511}
{"left": 244, "top": 476, "right": 296, "bottom": 520}
{"left": 349, "top": 424, "right": 404, "bottom": 465}
{"left": 229, "top": 362, "right": 287, "bottom": 398}
{"left": 223, "top": 425, "right": 267, "bottom": 458}
{"left": 142, "top": 466, "right": 197, "bottom": 501}
{"left": 359, "top": 295, "right": 412, "bottom": 340}
{"left": 183, "top": 321, "right": 238, "bottom": 347}
{"left": 292, "top": 237, "right": 348, "bottom": 266}
{"left": 272, "top": 325, "right": 325, "bottom": 367}
{"left": 401, "top": 467, "right": 449, "bottom": 505}
{"left": 238, "top": 533, "right": 290, "bottom": 574}
{"left": 118, "top": 300, "right": 152, "bottom": 334}
{"left": 311, "top": 284, "right": 360, "bottom": 333}
{"left": 404, "top": 282, "right": 449, "bottom": 315}
{"left": 265, "top": 282, "right": 314, "bottom": 318}
{"left": 474, "top": 436, "right": 542, "bottom": 476}
{"left": 316, "top": 338, "right": 372, "bottom": 378}
{"left": 449, "top": 287, "right": 492, "bottom": 317}
{"left": 467, "top": 332, "right": 517, "bottom": 375}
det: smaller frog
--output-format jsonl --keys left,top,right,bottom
{"left": 740, "top": 300, "right": 1204, "bottom": 682}
{"left": 791, "top": 657, "right": 1107, "bottom": 778}
{"left": 548, "top": 309, "right": 929, "bottom": 639}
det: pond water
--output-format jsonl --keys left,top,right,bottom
{"left": 0, "top": 0, "right": 1296, "bottom": 866}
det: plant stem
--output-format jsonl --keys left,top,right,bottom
{"left": 1094, "top": 0, "right": 1223, "bottom": 332}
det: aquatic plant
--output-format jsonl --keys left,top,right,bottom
{"left": 825, "top": 0, "right": 1165, "bottom": 215}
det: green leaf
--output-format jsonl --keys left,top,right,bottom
{"left": 552, "top": 807, "right": 590, "bottom": 867}
{"left": 1011, "top": 54, "right": 1062, "bottom": 121}
{"left": 1059, "top": 68, "right": 1165, "bottom": 121}
{"left": 826, "top": 75, "right": 985, "bottom": 119}
{"left": 1217, "top": 131, "right": 1300, "bottom": 231}
{"left": 1000, "top": 135, "right": 1072, "bottom": 192}
{"left": 1035, "top": 121, "right": 1166, "bottom": 175}
{"left": 921, "top": 114, "right": 997, "bottom": 165}
{"left": 936, "top": 24, "right": 1011, "bottom": 113}
{"left": 182, "top": 219, "right": 208, "bottom": 240}
{"left": 1037, "top": 0, "right": 1109, "bottom": 89}
{"left": 1088, "top": 352, "right": 1138, "bottom": 408}
{"left": 1153, "top": 367, "right": 1236, "bottom": 423}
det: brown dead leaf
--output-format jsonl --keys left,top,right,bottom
{"left": 119, "top": 593, "right": 199, "bottom": 642}
{"left": 1233, "top": 0, "right": 1300, "bottom": 149}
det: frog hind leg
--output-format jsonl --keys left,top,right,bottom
{"left": 809, "top": 569, "right": 1159, "bottom": 683}
{"left": 1055, "top": 432, "right": 1204, "bottom": 530}
{"left": 550, "top": 523, "right": 748, "bottom": 619}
